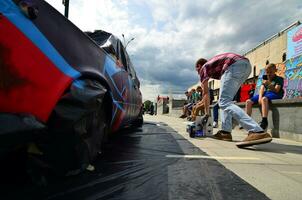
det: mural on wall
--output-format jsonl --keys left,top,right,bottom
{"left": 287, "top": 24, "right": 302, "bottom": 59}
{"left": 253, "top": 55, "right": 302, "bottom": 99}
{"left": 284, "top": 55, "right": 302, "bottom": 99}
{"left": 276, "top": 63, "right": 286, "bottom": 78}
{"left": 254, "top": 69, "right": 265, "bottom": 96}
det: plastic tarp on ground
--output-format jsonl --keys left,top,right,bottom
{"left": 0, "top": 122, "right": 269, "bottom": 200}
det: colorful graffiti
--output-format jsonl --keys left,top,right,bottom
{"left": 276, "top": 63, "right": 286, "bottom": 78}
{"left": 253, "top": 54, "right": 302, "bottom": 99}
{"left": 284, "top": 55, "right": 302, "bottom": 98}
{"left": 254, "top": 69, "right": 265, "bottom": 96}
{"left": 287, "top": 24, "right": 302, "bottom": 59}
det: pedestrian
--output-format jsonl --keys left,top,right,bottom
{"left": 245, "top": 63, "right": 284, "bottom": 130}
{"left": 195, "top": 53, "right": 272, "bottom": 147}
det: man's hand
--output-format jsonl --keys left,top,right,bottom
{"left": 262, "top": 80, "right": 270, "bottom": 86}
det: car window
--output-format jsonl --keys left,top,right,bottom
{"left": 115, "top": 42, "right": 127, "bottom": 71}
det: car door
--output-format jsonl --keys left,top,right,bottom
{"left": 117, "top": 45, "right": 133, "bottom": 124}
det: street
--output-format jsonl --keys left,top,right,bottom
{"left": 5, "top": 114, "right": 302, "bottom": 199}
{"left": 146, "top": 115, "right": 302, "bottom": 200}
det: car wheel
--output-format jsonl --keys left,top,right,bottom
{"left": 81, "top": 99, "right": 109, "bottom": 161}
{"left": 33, "top": 80, "right": 110, "bottom": 176}
{"left": 133, "top": 107, "right": 144, "bottom": 127}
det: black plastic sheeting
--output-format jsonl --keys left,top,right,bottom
{"left": 0, "top": 114, "right": 45, "bottom": 156}
{"left": 0, "top": 121, "right": 270, "bottom": 200}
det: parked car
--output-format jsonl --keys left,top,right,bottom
{"left": 0, "top": 0, "right": 143, "bottom": 175}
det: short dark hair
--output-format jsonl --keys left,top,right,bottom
{"left": 266, "top": 63, "right": 276, "bottom": 70}
{"left": 195, "top": 58, "right": 207, "bottom": 68}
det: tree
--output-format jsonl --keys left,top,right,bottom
{"left": 143, "top": 100, "right": 152, "bottom": 111}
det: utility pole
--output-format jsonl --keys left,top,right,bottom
{"left": 62, "top": 0, "right": 69, "bottom": 18}
{"left": 122, "top": 34, "right": 126, "bottom": 47}
{"left": 125, "top": 38, "right": 135, "bottom": 49}
{"left": 122, "top": 34, "right": 135, "bottom": 49}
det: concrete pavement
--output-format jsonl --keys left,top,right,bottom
{"left": 144, "top": 114, "right": 302, "bottom": 200}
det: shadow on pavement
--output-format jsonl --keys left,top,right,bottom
{"left": 240, "top": 142, "right": 302, "bottom": 155}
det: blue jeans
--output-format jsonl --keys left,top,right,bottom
{"left": 219, "top": 60, "right": 263, "bottom": 133}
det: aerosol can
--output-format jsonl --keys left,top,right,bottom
{"left": 195, "top": 115, "right": 213, "bottom": 137}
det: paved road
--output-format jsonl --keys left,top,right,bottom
{"left": 0, "top": 116, "right": 268, "bottom": 200}
{"left": 1, "top": 115, "right": 301, "bottom": 199}
{"left": 146, "top": 114, "right": 302, "bottom": 200}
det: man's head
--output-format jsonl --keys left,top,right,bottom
{"left": 196, "top": 86, "right": 202, "bottom": 93}
{"left": 185, "top": 91, "right": 189, "bottom": 96}
{"left": 265, "top": 63, "right": 277, "bottom": 80}
{"left": 195, "top": 58, "right": 207, "bottom": 72}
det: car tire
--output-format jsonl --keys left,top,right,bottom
{"left": 133, "top": 107, "right": 144, "bottom": 127}
{"left": 32, "top": 80, "right": 111, "bottom": 176}
{"left": 81, "top": 99, "right": 109, "bottom": 161}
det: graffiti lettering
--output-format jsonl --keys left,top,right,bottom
{"left": 286, "top": 79, "right": 302, "bottom": 90}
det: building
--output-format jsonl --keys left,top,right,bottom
{"left": 190, "top": 21, "right": 302, "bottom": 101}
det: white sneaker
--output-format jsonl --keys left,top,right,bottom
{"left": 213, "top": 121, "right": 218, "bottom": 128}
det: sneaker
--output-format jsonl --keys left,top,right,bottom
{"left": 213, "top": 121, "right": 218, "bottom": 128}
{"left": 236, "top": 132, "right": 272, "bottom": 148}
{"left": 259, "top": 121, "right": 268, "bottom": 130}
{"left": 212, "top": 130, "right": 232, "bottom": 141}
{"left": 179, "top": 114, "right": 186, "bottom": 118}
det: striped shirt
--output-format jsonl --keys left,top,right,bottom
{"left": 198, "top": 53, "right": 248, "bottom": 83}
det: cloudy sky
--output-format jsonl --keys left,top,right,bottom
{"left": 45, "top": 0, "right": 301, "bottom": 101}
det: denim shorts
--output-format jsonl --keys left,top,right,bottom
{"left": 250, "top": 91, "right": 283, "bottom": 103}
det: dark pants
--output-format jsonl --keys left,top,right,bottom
{"left": 213, "top": 103, "right": 219, "bottom": 122}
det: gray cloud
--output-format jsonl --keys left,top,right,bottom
{"left": 46, "top": 0, "right": 301, "bottom": 100}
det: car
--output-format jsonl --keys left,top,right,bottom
{"left": 0, "top": 0, "right": 143, "bottom": 175}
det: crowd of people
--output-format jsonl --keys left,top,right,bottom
{"left": 179, "top": 86, "right": 218, "bottom": 126}
{"left": 181, "top": 53, "right": 284, "bottom": 147}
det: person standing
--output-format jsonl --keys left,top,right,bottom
{"left": 195, "top": 53, "right": 272, "bottom": 147}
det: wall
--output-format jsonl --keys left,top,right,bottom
{"left": 235, "top": 99, "right": 302, "bottom": 142}
{"left": 245, "top": 33, "right": 287, "bottom": 78}
{"left": 253, "top": 54, "right": 302, "bottom": 98}
{"left": 189, "top": 22, "right": 301, "bottom": 102}
{"left": 157, "top": 100, "right": 169, "bottom": 115}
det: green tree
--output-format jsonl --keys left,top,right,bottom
{"left": 143, "top": 100, "right": 152, "bottom": 111}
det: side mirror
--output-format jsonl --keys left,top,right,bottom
{"left": 19, "top": 1, "right": 38, "bottom": 20}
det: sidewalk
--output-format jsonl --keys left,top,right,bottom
{"left": 144, "top": 114, "right": 302, "bottom": 200}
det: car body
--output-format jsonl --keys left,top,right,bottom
{"left": 0, "top": 0, "right": 143, "bottom": 174}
